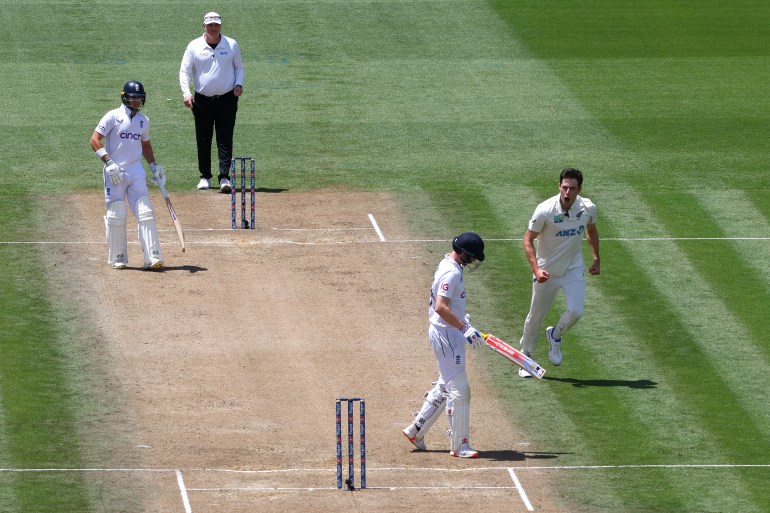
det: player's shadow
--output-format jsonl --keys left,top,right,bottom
{"left": 130, "top": 265, "right": 207, "bottom": 273}
{"left": 544, "top": 376, "right": 657, "bottom": 389}
{"left": 479, "top": 450, "right": 568, "bottom": 462}
{"left": 412, "top": 449, "right": 563, "bottom": 462}
{"left": 256, "top": 187, "right": 288, "bottom": 193}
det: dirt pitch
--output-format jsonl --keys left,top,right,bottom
{"left": 42, "top": 189, "right": 563, "bottom": 513}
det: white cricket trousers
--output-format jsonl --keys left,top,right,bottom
{"left": 520, "top": 266, "right": 585, "bottom": 355}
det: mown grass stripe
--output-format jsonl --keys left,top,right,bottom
{"left": 0, "top": 190, "right": 93, "bottom": 512}
{"left": 633, "top": 191, "right": 770, "bottom": 364}
{"left": 0, "top": 394, "right": 20, "bottom": 511}
{"left": 580, "top": 254, "right": 763, "bottom": 512}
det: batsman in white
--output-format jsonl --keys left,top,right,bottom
{"left": 403, "top": 232, "right": 486, "bottom": 458}
{"left": 89, "top": 81, "right": 167, "bottom": 270}
{"left": 517, "top": 167, "right": 600, "bottom": 377}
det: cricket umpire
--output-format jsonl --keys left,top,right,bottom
{"left": 179, "top": 11, "right": 244, "bottom": 193}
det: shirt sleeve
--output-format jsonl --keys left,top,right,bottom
{"left": 95, "top": 111, "right": 113, "bottom": 136}
{"left": 232, "top": 40, "right": 245, "bottom": 86}
{"left": 179, "top": 44, "right": 194, "bottom": 97}
{"left": 587, "top": 201, "right": 597, "bottom": 225}
{"left": 142, "top": 115, "right": 151, "bottom": 142}
{"left": 528, "top": 203, "right": 548, "bottom": 232}
{"left": 435, "top": 269, "right": 458, "bottom": 299}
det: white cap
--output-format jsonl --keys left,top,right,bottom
{"left": 203, "top": 12, "right": 222, "bottom": 25}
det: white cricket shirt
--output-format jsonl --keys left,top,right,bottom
{"left": 179, "top": 35, "right": 244, "bottom": 97}
{"left": 94, "top": 105, "right": 150, "bottom": 167}
{"left": 528, "top": 194, "right": 597, "bottom": 277}
{"left": 429, "top": 255, "right": 467, "bottom": 328}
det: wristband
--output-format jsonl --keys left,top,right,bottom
{"left": 95, "top": 148, "right": 107, "bottom": 159}
{"left": 460, "top": 323, "right": 470, "bottom": 333}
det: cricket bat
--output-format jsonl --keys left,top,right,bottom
{"left": 482, "top": 333, "right": 546, "bottom": 379}
{"left": 158, "top": 183, "right": 186, "bottom": 252}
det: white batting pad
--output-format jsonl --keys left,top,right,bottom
{"left": 135, "top": 195, "right": 162, "bottom": 265}
{"left": 413, "top": 382, "right": 446, "bottom": 438}
{"left": 446, "top": 372, "right": 471, "bottom": 453}
{"left": 105, "top": 201, "right": 128, "bottom": 266}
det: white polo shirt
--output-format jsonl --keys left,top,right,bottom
{"left": 429, "top": 255, "right": 467, "bottom": 328}
{"left": 529, "top": 194, "right": 597, "bottom": 277}
{"left": 94, "top": 105, "right": 150, "bottom": 167}
{"left": 179, "top": 34, "right": 244, "bottom": 97}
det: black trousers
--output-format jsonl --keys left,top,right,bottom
{"left": 192, "top": 91, "right": 239, "bottom": 182}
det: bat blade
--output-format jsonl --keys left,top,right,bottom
{"left": 158, "top": 183, "right": 186, "bottom": 252}
{"left": 482, "top": 333, "right": 546, "bottom": 379}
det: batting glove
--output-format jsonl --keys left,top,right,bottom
{"left": 462, "top": 324, "right": 483, "bottom": 348}
{"left": 104, "top": 159, "right": 123, "bottom": 185}
{"left": 149, "top": 162, "right": 166, "bottom": 187}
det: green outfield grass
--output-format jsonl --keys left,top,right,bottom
{"left": 1, "top": 0, "right": 768, "bottom": 511}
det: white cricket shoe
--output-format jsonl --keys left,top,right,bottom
{"left": 197, "top": 178, "right": 211, "bottom": 190}
{"left": 546, "top": 326, "right": 562, "bottom": 365}
{"left": 403, "top": 424, "right": 426, "bottom": 451}
{"left": 146, "top": 258, "right": 164, "bottom": 270}
{"left": 219, "top": 178, "right": 232, "bottom": 193}
{"left": 112, "top": 261, "right": 127, "bottom": 270}
{"left": 450, "top": 443, "right": 478, "bottom": 458}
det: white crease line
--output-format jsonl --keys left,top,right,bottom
{"left": 188, "top": 485, "right": 521, "bottom": 492}
{"left": 2, "top": 464, "right": 768, "bottom": 473}
{"left": 508, "top": 467, "right": 534, "bottom": 511}
{"left": 272, "top": 227, "right": 370, "bottom": 232}
{"left": 176, "top": 469, "right": 193, "bottom": 513}
{"left": 368, "top": 213, "right": 386, "bottom": 242}
{"left": 2, "top": 236, "right": 770, "bottom": 246}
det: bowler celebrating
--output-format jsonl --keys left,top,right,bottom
{"left": 518, "top": 167, "right": 600, "bottom": 377}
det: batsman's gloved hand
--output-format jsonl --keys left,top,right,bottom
{"left": 149, "top": 162, "right": 166, "bottom": 187}
{"left": 104, "top": 159, "right": 123, "bottom": 185}
{"left": 462, "top": 323, "right": 483, "bottom": 348}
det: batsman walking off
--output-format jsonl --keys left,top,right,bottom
{"left": 518, "top": 167, "right": 600, "bottom": 377}
{"left": 403, "top": 232, "right": 486, "bottom": 458}
{"left": 89, "top": 81, "right": 167, "bottom": 270}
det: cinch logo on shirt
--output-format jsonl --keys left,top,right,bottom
{"left": 555, "top": 226, "right": 585, "bottom": 237}
{"left": 120, "top": 132, "right": 142, "bottom": 140}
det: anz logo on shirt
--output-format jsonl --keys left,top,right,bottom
{"left": 555, "top": 225, "right": 585, "bottom": 238}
